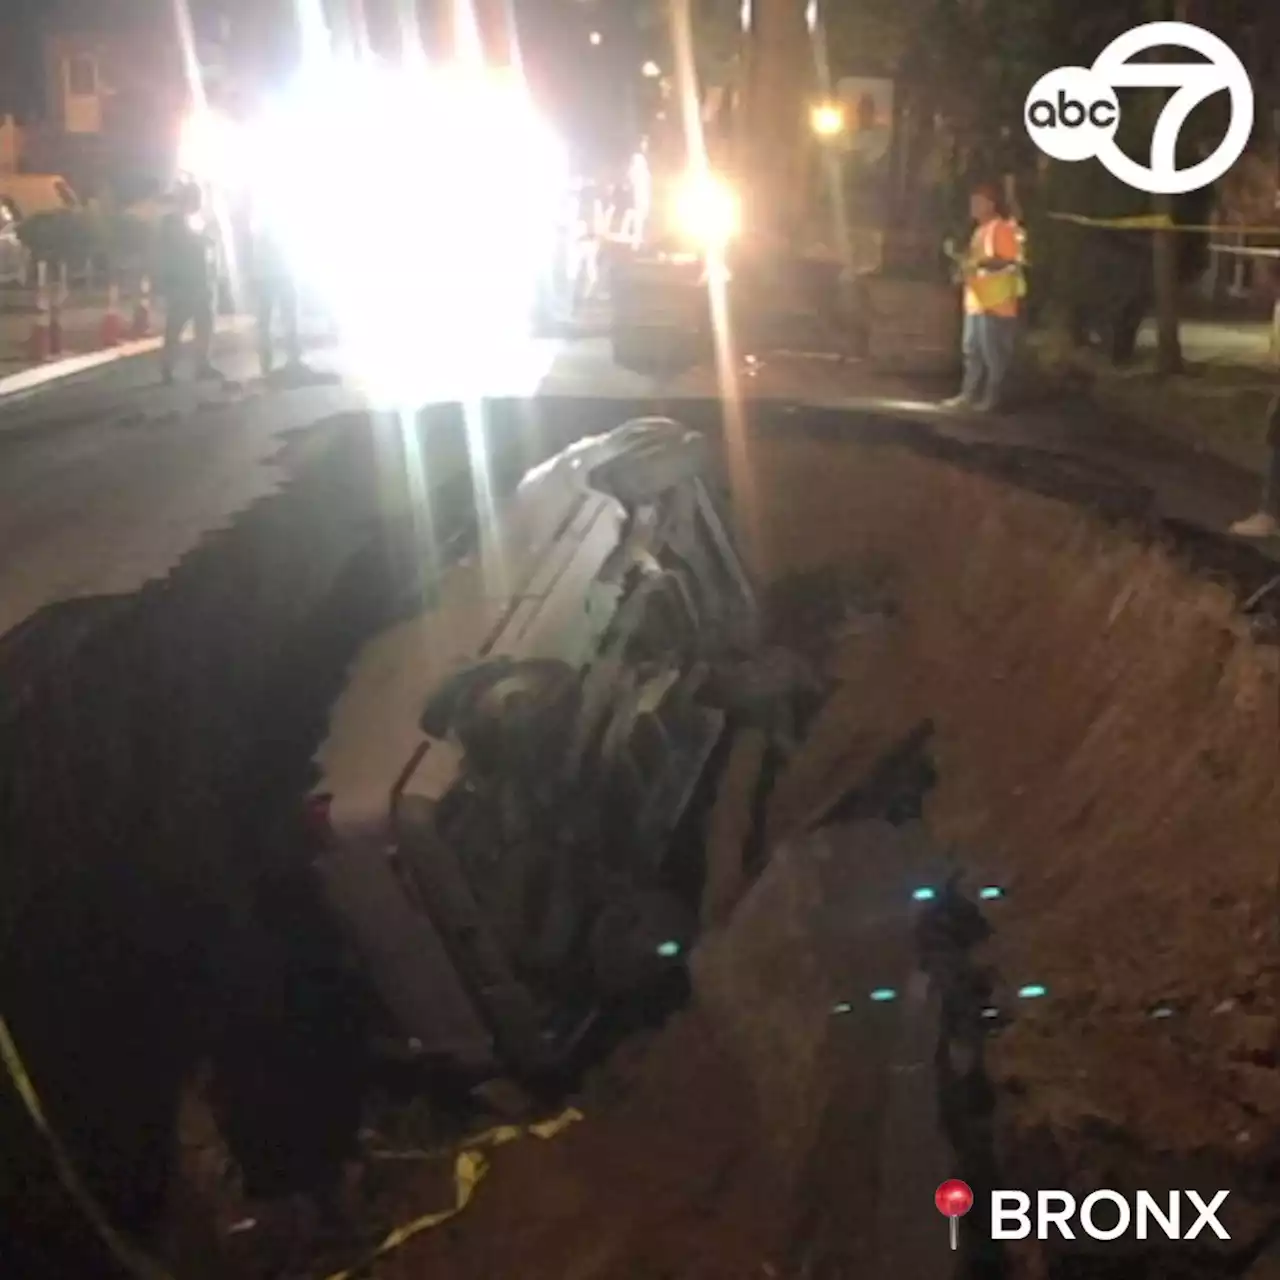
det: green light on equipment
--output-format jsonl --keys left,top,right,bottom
{"left": 831, "top": 1001, "right": 853, "bottom": 1015}
{"left": 656, "top": 940, "right": 682, "bottom": 958}
{"left": 1017, "top": 983, "right": 1047, "bottom": 999}
{"left": 979, "top": 886, "right": 1005, "bottom": 901}
{"left": 869, "top": 987, "right": 898, "bottom": 1003}
{"left": 912, "top": 887, "right": 937, "bottom": 902}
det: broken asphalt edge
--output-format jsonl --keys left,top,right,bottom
{"left": 0, "top": 315, "right": 252, "bottom": 411}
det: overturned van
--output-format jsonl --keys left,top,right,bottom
{"left": 309, "top": 418, "right": 762, "bottom": 1076}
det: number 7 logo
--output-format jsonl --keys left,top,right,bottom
{"left": 1025, "top": 22, "right": 1253, "bottom": 196}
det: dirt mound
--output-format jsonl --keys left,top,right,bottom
{"left": 755, "top": 433, "right": 1280, "bottom": 1266}
{"left": 10, "top": 408, "right": 1276, "bottom": 1279}
{"left": 380, "top": 1012, "right": 791, "bottom": 1280}
{"left": 382, "top": 427, "right": 1280, "bottom": 1278}
{"left": 758, "top": 435, "right": 1278, "bottom": 1146}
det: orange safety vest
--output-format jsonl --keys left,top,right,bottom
{"left": 964, "top": 217, "right": 1024, "bottom": 317}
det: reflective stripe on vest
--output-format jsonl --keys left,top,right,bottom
{"left": 968, "top": 219, "right": 1025, "bottom": 311}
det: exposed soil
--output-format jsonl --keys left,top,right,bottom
{"left": 358, "top": 426, "right": 1280, "bottom": 1280}
{"left": 6, "top": 402, "right": 1280, "bottom": 1280}
{"left": 0, "top": 398, "right": 584, "bottom": 1278}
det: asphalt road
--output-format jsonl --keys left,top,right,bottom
{"left": 0, "top": 316, "right": 1273, "bottom": 1280}
{"left": 0, "top": 323, "right": 927, "bottom": 648}
{"left": 0, "top": 328, "right": 665, "bottom": 644}
{"left": 0, "top": 323, "right": 1270, "bottom": 650}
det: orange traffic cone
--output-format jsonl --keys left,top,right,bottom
{"left": 100, "top": 284, "right": 124, "bottom": 348}
{"left": 130, "top": 277, "right": 152, "bottom": 339}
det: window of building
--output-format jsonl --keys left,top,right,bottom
{"left": 68, "top": 56, "right": 96, "bottom": 97}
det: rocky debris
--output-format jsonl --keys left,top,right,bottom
{"left": 469, "top": 1078, "right": 539, "bottom": 1122}
{"left": 700, "top": 728, "right": 768, "bottom": 929}
{"left": 14, "top": 403, "right": 1280, "bottom": 1280}
{"left": 762, "top": 565, "right": 898, "bottom": 663}
{"left": 0, "top": 400, "right": 612, "bottom": 1277}
{"left": 339, "top": 424, "right": 1280, "bottom": 1277}
{"left": 692, "top": 820, "right": 954, "bottom": 1272}
{"left": 707, "top": 647, "right": 829, "bottom": 744}
{"left": 740, "top": 431, "right": 1280, "bottom": 1272}
{"left": 378, "top": 1010, "right": 793, "bottom": 1280}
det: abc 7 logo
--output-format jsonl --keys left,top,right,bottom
{"left": 1023, "top": 22, "right": 1253, "bottom": 195}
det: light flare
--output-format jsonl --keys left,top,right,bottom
{"left": 672, "top": 171, "right": 740, "bottom": 250}
{"left": 249, "top": 59, "right": 566, "bottom": 403}
{"left": 668, "top": 0, "right": 759, "bottom": 571}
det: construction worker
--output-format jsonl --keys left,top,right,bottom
{"left": 157, "top": 181, "right": 220, "bottom": 384}
{"left": 624, "top": 142, "right": 652, "bottom": 247}
{"left": 570, "top": 179, "right": 604, "bottom": 308}
{"left": 943, "top": 182, "right": 1026, "bottom": 412}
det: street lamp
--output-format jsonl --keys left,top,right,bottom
{"left": 641, "top": 60, "right": 661, "bottom": 77}
{"left": 809, "top": 102, "right": 844, "bottom": 138}
{"left": 178, "top": 107, "right": 240, "bottom": 186}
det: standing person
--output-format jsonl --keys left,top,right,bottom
{"left": 251, "top": 206, "right": 302, "bottom": 378}
{"left": 943, "top": 183, "right": 1025, "bottom": 413}
{"left": 572, "top": 180, "right": 602, "bottom": 307}
{"left": 157, "top": 182, "right": 220, "bottom": 384}
{"left": 1229, "top": 394, "right": 1280, "bottom": 537}
{"left": 625, "top": 143, "right": 651, "bottom": 247}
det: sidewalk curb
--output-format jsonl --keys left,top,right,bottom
{"left": 1025, "top": 338, "right": 1272, "bottom": 480}
{"left": 0, "top": 317, "right": 251, "bottom": 405}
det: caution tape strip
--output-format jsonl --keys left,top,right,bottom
{"left": 320, "top": 1109, "right": 583, "bottom": 1280}
{"left": 0, "top": 1014, "right": 176, "bottom": 1280}
{"left": 1048, "top": 211, "right": 1280, "bottom": 235}
{"left": 1203, "top": 243, "right": 1280, "bottom": 259}
{"left": 1, "top": 1006, "right": 583, "bottom": 1280}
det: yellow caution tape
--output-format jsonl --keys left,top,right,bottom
{"left": 321, "top": 1108, "right": 583, "bottom": 1280}
{"left": 2, "top": 1004, "right": 582, "bottom": 1280}
{"left": 0, "top": 1014, "right": 177, "bottom": 1280}
{"left": 1048, "top": 211, "right": 1280, "bottom": 235}
{"left": 320, "top": 1149, "right": 489, "bottom": 1280}
{"left": 1206, "top": 243, "right": 1280, "bottom": 259}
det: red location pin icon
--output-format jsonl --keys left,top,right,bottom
{"left": 935, "top": 1179, "right": 974, "bottom": 1250}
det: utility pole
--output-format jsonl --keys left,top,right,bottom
{"left": 1149, "top": 0, "right": 1184, "bottom": 374}
{"left": 739, "top": 0, "right": 814, "bottom": 244}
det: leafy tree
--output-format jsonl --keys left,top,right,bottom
{"left": 16, "top": 211, "right": 100, "bottom": 269}
{"left": 17, "top": 209, "right": 152, "bottom": 278}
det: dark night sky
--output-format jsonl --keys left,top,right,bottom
{"left": 0, "top": 0, "right": 651, "bottom": 160}
{"left": 0, "top": 0, "right": 42, "bottom": 117}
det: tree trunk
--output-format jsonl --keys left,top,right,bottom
{"left": 1149, "top": 0, "right": 1183, "bottom": 374}
{"left": 740, "top": 0, "right": 814, "bottom": 243}
{"left": 1151, "top": 195, "right": 1183, "bottom": 374}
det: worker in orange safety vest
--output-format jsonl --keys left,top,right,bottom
{"left": 942, "top": 182, "right": 1026, "bottom": 413}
